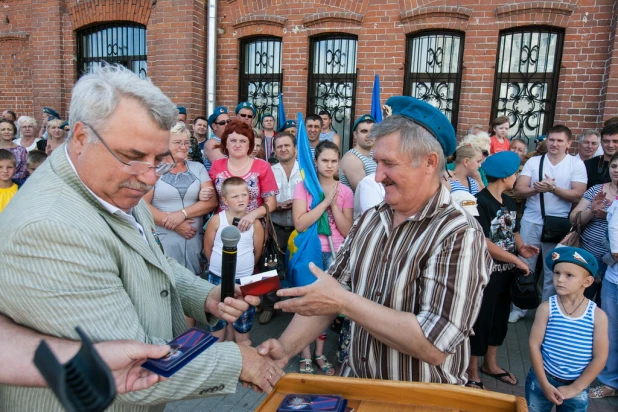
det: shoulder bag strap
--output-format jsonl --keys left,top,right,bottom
{"left": 539, "top": 155, "right": 545, "bottom": 219}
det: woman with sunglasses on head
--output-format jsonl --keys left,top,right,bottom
{"left": 318, "top": 110, "right": 341, "bottom": 149}
{"left": 143, "top": 122, "right": 218, "bottom": 276}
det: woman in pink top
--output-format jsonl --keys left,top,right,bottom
{"left": 207, "top": 120, "right": 278, "bottom": 232}
{"left": 292, "top": 140, "right": 354, "bottom": 376}
{"left": 489, "top": 115, "right": 511, "bottom": 154}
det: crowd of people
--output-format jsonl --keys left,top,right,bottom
{"left": 0, "top": 64, "right": 617, "bottom": 412}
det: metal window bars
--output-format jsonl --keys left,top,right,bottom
{"left": 404, "top": 31, "right": 465, "bottom": 129}
{"left": 239, "top": 37, "right": 284, "bottom": 126}
{"left": 308, "top": 34, "right": 358, "bottom": 151}
{"left": 76, "top": 23, "right": 147, "bottom": 79}
{"left": 491, "top": 27, "right": 564, "bottom": 147}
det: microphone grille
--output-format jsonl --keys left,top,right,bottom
{"left": 221, "top": 225, "right": 241, "bottom": 247}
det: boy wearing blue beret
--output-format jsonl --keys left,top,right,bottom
{"left": 526, "top": 246, "right": 609, "bottom": 411}
{"left": 466, "top": 151, "right": 539, "bottom": 389}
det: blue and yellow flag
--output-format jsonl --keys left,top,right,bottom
{"left": 286, "top": 113, "right": 331, "bottom": 287}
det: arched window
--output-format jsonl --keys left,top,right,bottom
{"left": 76, "top": 23, "right": 147, "bottom": 78}
{"left": 404, "top": 31, "right": 465, "bottom": 128}
{"left": 238, "top": 37, "right": 283, "bottom": 124}
{"left": 491, "top": 27, "right": 564, "bottom": 144}
{"left": 308, "top": 34, "right": 358, "bottom": 150}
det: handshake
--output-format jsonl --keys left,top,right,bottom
{"left": 237, "top": 338, "right": 290, "bottom": 393}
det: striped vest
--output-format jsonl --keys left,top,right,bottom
{"left": 541, "top": 295, "right": 596, "bottom": 380}
{"left": 340, "top": 149, "right": 377, "bottom": 191}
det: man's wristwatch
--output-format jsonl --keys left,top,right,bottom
{"left": 551, "top": 184, "right": 556, "bottom": 193}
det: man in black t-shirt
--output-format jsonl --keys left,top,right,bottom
{"left": 584, "top": 123, "right": 618, "bottom": 189}
{"left": 465, "top": 151, "right": 539, "bottom": 390}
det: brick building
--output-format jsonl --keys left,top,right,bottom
{"left": 1, "top": 0, "right": 617, "bottom": 149}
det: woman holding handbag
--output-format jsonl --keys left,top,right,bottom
{"left": 569, "top": 152, "right": 618, "bottom": 304}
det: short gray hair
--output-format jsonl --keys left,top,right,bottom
{"left": 17, "top": 116, "right": 37, "bottom": 139}
{"left": 68, "top": 65, "right": 176, "bottom": 141}
{"left": 170, "top": 122, "right": 191, "bottom": 140}
{"left": 579, "top": 129, "right": 600, "bottom": 142}
{"left": 370, "top": 115, "right": 445, "bottom": 170}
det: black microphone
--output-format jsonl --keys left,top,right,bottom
{"left": 220, "top": 225, "right": 241, "bottom": 302}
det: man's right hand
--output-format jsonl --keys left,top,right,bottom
{"left": 237, "top": 344, "right": 285, "bottom": 393}
{"left": 256, "top": 338, "right": 290, "bottom": 369}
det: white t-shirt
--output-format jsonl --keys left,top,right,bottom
{"left": 13, "top": 137, "right": 42, "bottom": 152}
{"left": 354, "top": 173, "right": 385, "bottom": 219}
{"left": 520, "top": 154, "right": 587, "bottom": 225}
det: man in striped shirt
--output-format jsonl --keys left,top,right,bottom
{"left": 258, "top": 96, "right": 491, "bottom": 385}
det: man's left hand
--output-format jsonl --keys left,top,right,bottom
{"left": 274, "top": 263, "right": 346, "bottom": 316}
{"left": 205, "top": 285, "right": 260, "bottom": 323}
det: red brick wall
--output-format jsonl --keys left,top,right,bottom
{"left": 1, "top": 0, "right": 617, "bottom": 143}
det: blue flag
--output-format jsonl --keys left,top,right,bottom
{"left": 286, "top": 113, "right": 330, "bottom": 287}
{"left": 277, "top": 93, "right": 287, "bottom": 131}
{"left": 371, "top": 74, "right": 383, "bottom": 123}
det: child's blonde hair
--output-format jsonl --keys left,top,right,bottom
{"left": 221, "top": 176, "right": 248, "bottom": 198}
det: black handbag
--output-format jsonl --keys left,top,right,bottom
{"left": 539, "top": 155, "right": 571, "bottom": 243}
{"left": 259, "top": 204, "right": 284, "bottom": 274}
{"left": 511, "top": 270, "right": 540, "bottom": 310}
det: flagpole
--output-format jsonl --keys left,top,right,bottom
{"left": 327, "top": 236, "right": 336, "bottom": 261}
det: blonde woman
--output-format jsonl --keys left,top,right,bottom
{"left": 42, "top": 119, "right": 67, "bottom": 155}
{"left": 447, "top": 143, "right": 485, "bottom": 194}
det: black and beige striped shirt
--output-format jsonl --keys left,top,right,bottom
{"left": 330, "top": 184, "right": 491, "bottom": 384}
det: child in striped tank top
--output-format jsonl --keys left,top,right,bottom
{"left": 526, "top": 246, "right": 609, "bottom": 411}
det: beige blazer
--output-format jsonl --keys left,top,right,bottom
{"left": 0, "top": 146, "right": 242, "bottom": 411}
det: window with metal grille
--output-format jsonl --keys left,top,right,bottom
{"left": 491, "top": 27, "right": 564, "bottom": 145}
{"left": 404, "top": 31, "right": 464, "bottom": 129}
{"left": 239, "top": 37, "right": 283, "bottom": 126}
{"left": 308, "top": 34, "right": 358, "bottom": 150}
{"left": 76, "top": 23, "right": 147, "bottom": 79}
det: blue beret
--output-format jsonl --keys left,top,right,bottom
{"left": 208, "top": 106, "right": 228, "bottom": 127}
{"left": 43, "top": 107, "right": 60, "bottom": 119}
{"left": 482, "top": 151, "right": 521, "bottom": 178}
{"left": 59, "top": 121, "right": 69, "bottom": 131}
{"left": 261, "top": 113, "right": 275, "bottom": 122}
{"left": 235, "top": 102, "right": 256, "bottom": 115}
{"left": 279, "top": 120, "right": 297, "bottom": 132}
{"left": 177, "top": 106, "right": 187, "bottom": 115}
{"left": 353, "top": 114, "right": 376, "bottom": 132}
{"left": 384, "top": 96, "right": 456, "bottom": 157}
{"left": 545, "top": 247, "right": 598, "bottom": 276}
{"left": 535, "top": 134, "right": 547, "bottom": 143}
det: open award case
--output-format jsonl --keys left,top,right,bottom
{"left": 256, "top": 374, "right": 527, "bottom": 412}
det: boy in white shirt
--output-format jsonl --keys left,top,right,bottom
{"left": 204, "top": 177, "right": 264, "bottom": 343}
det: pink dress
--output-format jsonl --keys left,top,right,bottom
{"left": 293, "top": 183, "right": 354, "bottom": 252}
{"left": 209, "top": 158, "right": 279, "bottom": 212}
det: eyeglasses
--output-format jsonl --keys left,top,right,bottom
{"left": 172, "top": 140, "right": 190, "bottom": 147}
{"left": 214, "top": 119, "right": 231, "bottom": 126}
{"left": 82, "top": 122, "right": 176, "bottom": 176}
{"left": 238, "top": 113, "right": 254, "bottom": 119}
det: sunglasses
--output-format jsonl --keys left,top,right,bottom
{"left": 239, "top": 113, "right": 254, "bottom": 119}
{"left": 214, "top": 119, "right": 232, "bottom": 126}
